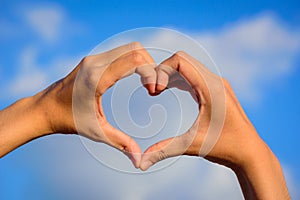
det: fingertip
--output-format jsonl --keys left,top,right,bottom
{"left": 148, "top": 88, "right": 163, "bottom": 96}
{"left": 125, "top": 151, "right": 142, "bottom": 168}
{"left": 143, "top": 83, "right": 156, "bottom": 94}
{"left": 140, "top": 147, "right": 157, "bottom": 170}
{"left": 133, "top": 155, "right": 141, "bottom": 169}
{"left": 130, "top": 144, "right": 142, "bottom": 168}
{"left": 149, "top": 91, "right": 158, "bottom": 96}
{"left": 103, "top": 123, "right": 143, "bottom": 168}
{"left": 155, "top": 84, "right": 166, "bottom": 94}
{"left": 155, "top": 65, "right": 170, "bottom": 92}
{"left": 140, "top": 160, "right": 154, "bottom": 171}
{"left": 141, "top": 75, "right": 156, "bottom": 94}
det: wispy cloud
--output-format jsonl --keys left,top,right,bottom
{"left": 23, "top": 5, "right": 65, "bottom": 42}
{"left": 9, "top": 46, "right": 48, "bottom": 96}
{"left": 6, "top": 45, "right": 82, "bottom": 99}
{"left": 1, "top": 4, "right": 85, "bottom": 98}
{"left": 1, "top": 10, "right": 299, "bottom": 200}
{"left": 32, "top": 136, "right": 243, "bottom": 200}
{"left": 194, "top": 12, "right": 300, "bottom": 102}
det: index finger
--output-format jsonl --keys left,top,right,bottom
{"left": 96, "top": 43, "right": 156, "bottom": 94}
{"left": 155, "top": 51, "right": 221, "bottom": 102}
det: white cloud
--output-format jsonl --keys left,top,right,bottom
{"left": 30, "top": 135, "right": 243, "bottom": 200}
{"left": 0, "top": 4, "right": 85, "bottom": 43}
{"left": 1, "top": 4, "right": 85, "bottom": 99}
{"left": 194, "top": 13, "right": 300, "bottom": 102}
{"left": 6, "top": 45, "right": 82, "bottom": 98}
{"left": 98, "top": 13, "right": 300, "bottom": 104}
{"left": 2, "top": 12, "right": 300, "bottom": 200}
{"left": 23, "top": 5, "right": 65, "bottom": 42}
{"left": 9, "top": 46, "right": 48, "bottom": 97}
{"left": 55, "top": 13, "right": 299, "bottom": 199}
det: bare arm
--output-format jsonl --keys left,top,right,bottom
{"left": 0, "top": 93, "right": 52, "bottom": 157}
{"left": 0, "top": 42, "right": 156, "bottom": 168}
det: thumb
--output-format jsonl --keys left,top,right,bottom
{"left": 140, "top": 133, "right": 193, "bottom": 171}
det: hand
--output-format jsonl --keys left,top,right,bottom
{"left": 0, "top": 44, "right": 290, "bottom": 199}
{"left": 0, "top": 42, "right": 157, "bottom": 168}
{"left": 141, "top": 50, "right": 254, "bottom": 167}
{"left": 47, "top": 42, "right": 158, "bottom": 167}
{"left": 140, "top": 51, "right": 290, "bottom": 199}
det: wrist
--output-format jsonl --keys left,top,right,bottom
{"left": 35, "top": 79, "right": 76, "bottom": 135}
{"left": 231, "top": 136, "right": 290, "bottom": 199}
{"left": 23, "top": 94, "right": 54, "bottom": 138}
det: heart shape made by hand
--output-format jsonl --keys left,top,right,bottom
{"left": 105, "top": 68, "right": 198, "bottom": 171}
{"left": 71, "top": 43, "right": 226, "bottom": 172}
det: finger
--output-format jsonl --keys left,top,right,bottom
{"left": 136, "top": 65, "right": 157, "bottom": 94}
{"left": 97, "top": 48, "right": 155, "bottom": 95}
{"left": 140, "top": 136, "right": 186, "bottom": 171}
{"left": 155, "top": 64, "right": 176, "bottom": 94}
{"left": 140, "top": 131, "right": 196, "bottom": 171}
{"left": 155, "top": 51, "right": 217, "bottom": 100}
{"left": 94, "top": 42, "right": 153, "bottom": 64}
{"left": 101, "top": 122, "right": 142, "bottom": 168}
{"left": 168, "top": 79, "right": 198, "bottom": 102}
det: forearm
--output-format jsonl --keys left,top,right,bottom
{"left": 233, "top": 141, "right": 290, "bottom": 200}
{"left": 0, "top": 93, "right": 52, "bottom": 157}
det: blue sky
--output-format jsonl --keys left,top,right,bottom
{"left": 0, "top": 0, "right": 300, "bottom": 199}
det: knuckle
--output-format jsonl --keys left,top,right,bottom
{"left": 80, "top": 56, "right": 88, "bottom": 64}
{"left": 222, "top": 78, "right": 232, "bottom": 90}
{"left": 86, "top": 67, "right": 99, "bottom": 86}
{"left": 174, "top": 50, "right": 187, "bottom": 59}
{"left": 129, "top": 41, "right": 143, "bottom": 50}
{"left": 178, "top": 132, "right": 194, "bottom": 153}
{"left": 129, "top": 50, "right": 146, "bottom": 65}
{"left": 175, "top": 50, "right": 187, "bottom": 56}
{"left": 222, "top": 77, "right": 229, "bottom": 85}
{"left": 80, "top": 56, "right": 93, "bottom": 67}
{"left": 119, "top": 144, "right": 128, "bottom": 153}
{"left": 168, "top": 51, "right": 187, "bottom": 67}
{"left": 157, "top": 149, "right": 168, "bottom": 161}
{"left": 157, "top": 64, "right": 171, "bottom": 75}
{"left": 136, "top": 65, "right": 156, "bottom": 78}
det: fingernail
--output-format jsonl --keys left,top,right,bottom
{"left": 141, "top": 160, "right": 153, "bottom": 171}
{"left": 150, "top": 84, "right": 156, "bottom": 94}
